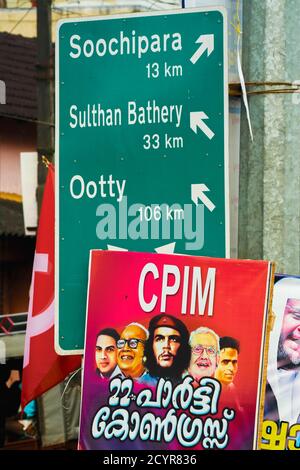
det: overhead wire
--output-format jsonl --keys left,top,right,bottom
{"left": 52, "top": 6, "right": 85, "bottom": 16}
{"left": 8, "top": 6, "right": 33, "bottom": 34}
{"left": 0, "top": 113, "right": 54, "bottom": 126}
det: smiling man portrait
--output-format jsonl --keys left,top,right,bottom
{"left": 188, "top": 326, "right": 220, "bottom": 386}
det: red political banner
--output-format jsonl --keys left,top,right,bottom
{"left": 80, "top": 250, "right": 274, "bottom": 450}
{"left": 21, "top": 164, "right": 81, "bottom": 409}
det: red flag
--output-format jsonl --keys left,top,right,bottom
{"left": 21, "top": 164, "right": 81, "bottom": 408}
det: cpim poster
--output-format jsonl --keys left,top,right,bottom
{"left": 79, "top": 251, "right": 274, "bottom": 450}
{"left": 262, "top": 275, "right": 300, "bottom": 450}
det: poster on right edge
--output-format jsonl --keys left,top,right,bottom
{"left": 262, "top": 275, "right": 300, "bottom": 450}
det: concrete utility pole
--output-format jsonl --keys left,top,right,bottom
{"left": 238, "top": 0, "right": 300, "bottom": 274}
{"left": 36, "top": 0, "right": 54, "bottom": 212}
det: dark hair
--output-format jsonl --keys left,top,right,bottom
{"left": 96, "top": 328, "right": 120, "bottom": 343}
{"left": 144, "top": 314, "right": 191, "bottom": 382}
{"left": 219, "top": 336, "right": 240, "bottom": 353}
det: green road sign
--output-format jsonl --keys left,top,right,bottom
{"left": 55, "top": 8, "right": 229, "bottom": 353}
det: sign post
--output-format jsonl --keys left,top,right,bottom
{"left": 56, "top": 8, "right": 228, "bottom": 353}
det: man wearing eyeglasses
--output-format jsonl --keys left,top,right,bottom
{"left": 144, "top": 314, "right": 191, "bottom": 383}
{"left": 117, "top": 323, "right": 148, "bottom": 379}
{"left": 95, "top": 328, "right": 123, "bottom": 379}
{"left": 188, "top": 327, "right": 220, "bottom": 386}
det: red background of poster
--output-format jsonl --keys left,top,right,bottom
{"left": 81, "top": 251, "right": 271, "bottom": 449}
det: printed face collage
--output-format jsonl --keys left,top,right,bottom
{"left": 95, "top": 313, "right": 239, "bottom": 388}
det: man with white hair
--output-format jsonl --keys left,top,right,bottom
{"left": 188, "top": 326, "right": 220, "bottom": 386}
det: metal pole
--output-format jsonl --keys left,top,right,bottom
{"left": 238, "top": 0, "right": 300, "bottom": 274}
{"left": 36, "top": 0, "right": 54, "bottom": 214}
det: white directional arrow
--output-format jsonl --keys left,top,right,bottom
{"left": 107, "top": 245, "right": 128, "bottom": 251}
{"left": 190, "top": 34, "right": 214, "bottom": 64}
{"left": 191, "top": 184, "right": 215, "bottom": 212}
{"left": 155, "top": 242, "right": 176, "bottom": 254}
{"left": 190, "top": 111, "right": 215, "bottom": 140}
